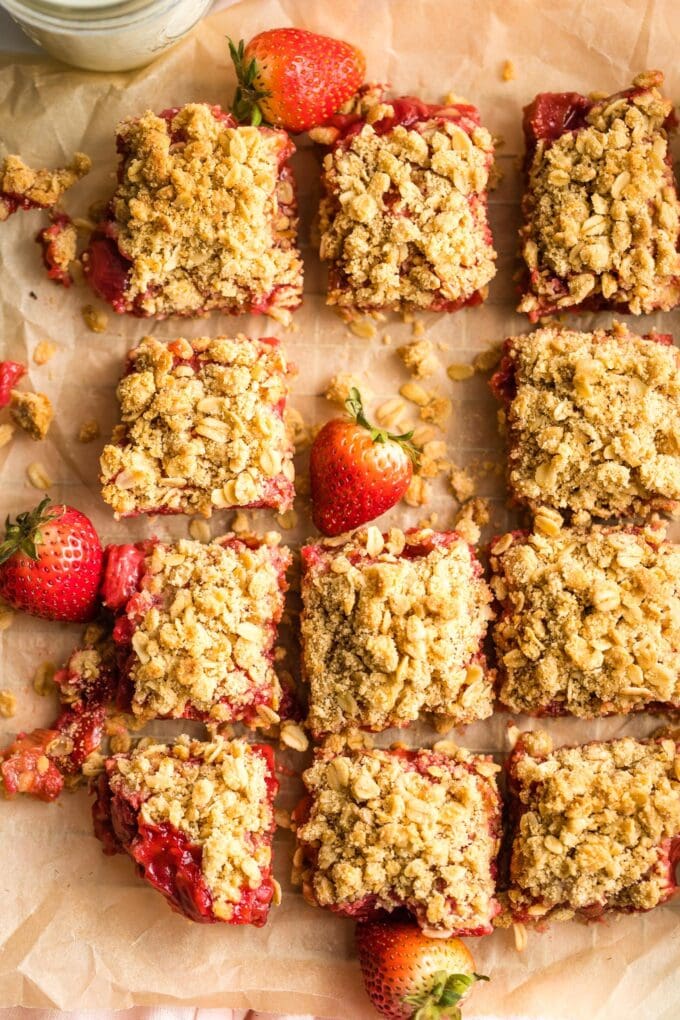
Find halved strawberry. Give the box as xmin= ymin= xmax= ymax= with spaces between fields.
xmin=356 ymin=920 xmax=488 ymax=1020
xmin=310 ymin=389 xmax=418 ymax=536
xmin=0 ymin=497 xmax=104 ymax=622
xmin=229 ymin=28 xmax=366 ymax=133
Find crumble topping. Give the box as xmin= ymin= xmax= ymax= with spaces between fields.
xmin=519 ymin=71 xmax=680 ymax=317
xmin=9 ymin=391 xmax=53 ymax=440
xmin=397 ymin=338 xmax=440 ymax=378
xmin=100 ymin=334 xmax=294 ymax=517
xmin=494 ymin=325 xmax=680 ymax=517
xmin=0 ymin=152 xmax=91 ymax=220
xmin=301 ymin=527 xmax=495 ymax=735
xmin=319 ymin=111 xmax=496 ymax=311
xmin=491 ymin=524 xmax=680 ymax=716
xmin=296 ymin=745 xmax=501 ymax=934
xmin=508 ymin=732 xmax=680 ymax=917
xmin=101 ymin=104 xmax=302 ymax=317
xmin=36 ymin=216 xmax=78 ymax=286
xmin=124 ymin=537 xmax=290 ymax=722
xmin=106 ymin=736 xmax=275 ymax=920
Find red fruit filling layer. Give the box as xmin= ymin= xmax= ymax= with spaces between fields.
xmin=0 ymin=360 xmax=26 ymax=408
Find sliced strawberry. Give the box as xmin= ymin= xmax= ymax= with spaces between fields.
xmin=0 ymin=361 xmax=26 ymax=408
xmin=0 ymin=498 xmax=104 ymax=622
xmin=356 ymin=919 xmax=488 ymax=1020
xmin=100 ymin=541 xmax=151 ymax=612
xmin=229 ymin=29 xmax=366 ymax=133
xmin=310 ymin=389 xmax=418 ymax=536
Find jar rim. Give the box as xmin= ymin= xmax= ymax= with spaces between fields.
xmin=1 ymin=0 xmax=176 ymax=27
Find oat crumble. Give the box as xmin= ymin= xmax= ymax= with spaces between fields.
xmin=507 ymin=731 xmax=680 ymax=920
xmin=0 ymin=152 xmax=91 ymax=221
xmin=491 ymin=524 xmax=680 ymax=716
xmin=9 ymin=391 xmax=53 ymax=440
xmin=301 ymin=527 xmax=495 ymax=735
xmin=319 ymin=96 xmax=496 ymax=312
xmin=491 ymin=324 xmax=680 ymax=517
xmin=295 ymin=744 xmax=501 ymax=935
xmin=397 ymin=338 xmax=440 ymax=378
xmin=100 ymin=334 xmax=294 ymax=517
xmin=84 ymin=104 xmax=302 ymax=319
xmin=99 ymin=736 xmax=277 ymax=923
xmin=519 ymin=71 xmax=680 ymax=319
xmin=118 ymin=536 xmax=290 ymax=724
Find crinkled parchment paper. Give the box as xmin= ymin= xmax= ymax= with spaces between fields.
xmin=0 ymin=0 xmax=679 ymax=1016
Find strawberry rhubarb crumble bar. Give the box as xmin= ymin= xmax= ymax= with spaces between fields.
xmin=93 ymin=736 xmax=278 ymax=924
xmin=101 ymin=534 xmax=290 ymax=726
xmin=317 ymin=90 xmax=496 ymax=312
xmin=100 ymin=334 xmax=295 ymax=518
xmin=490 ymin=523 xmax=680 ymax=717
xmin=300 ymin=527 xmax=495 ymax=736
xmin=490 ymin=324 xmax=680 ymax=518
xmin=294 ymin=744 xmax=502 ymax=936
xmin=506 ymin=730 xmax=680 ymax=923
xmin=518 ymin=70 xmax=680 ymax=320
xmin=83 ymin=103 xmax=302 ymax=319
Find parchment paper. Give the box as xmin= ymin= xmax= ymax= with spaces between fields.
xmin=0 ymin=1 xmax=679 ymax=1016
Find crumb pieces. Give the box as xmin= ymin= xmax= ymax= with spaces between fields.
xmin=325 ymin=373 xmax=369 ymax=406
xmin=33 ymin=340 xmax=58 ymax=366
xmin=33 ymin=661 xmax=56 ymax=697
xmin=188 ymin=517 xmax=211 ymax=543
xmin=280 ymin=719 xmax=309 ymax=753
xmin=10 ymin=391 xmax=53 ymax=440
xmin=81 ymin=304 xmax=108 ymax=333
xmin=77 ymin=418 xmax=100 ymax=443
xmin=0 ymin=151 xmax=91 ymax=221
xmin=502 ymin=60 xmax=516 ymax=82
xmin=231 ymin=510 xmax=251 ymax=534
xmin=275 ymin=508 xmax=298 ymax=530
xmin=450 ymin=465 xmax=476 ymax=502
xmin=473 ymin=343 xmax=503 ymax=373
xmin=26 ymin=461 xmax=52 ymax=490
xmin=447 ymin=362 xmax=475 ymax=381
xmin=397 ymin=338 xmax=440 ymax=379
xmin=0 ymin=424 xmax=13 ymax=449
xmin=348 ymin=319 xmax=378 ymax=340
xmin=0 ymin=690 xmax=16 ymax=717
xmin=403 ymin=474 xmax=431 ymax=507
xmin=420 ymin=394 xmax=451 ymax=430
xmin=285 ymin=406 xmax=311 ymax=452
xmin=454 ymin=498 xmax=490 ymax=545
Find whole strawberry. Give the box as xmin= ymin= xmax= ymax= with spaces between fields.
xmin=356 ymin=920 xmax=488 ymax=1020
xmin=0 ymin=497 xmax=103 ymax=622
xmin=229 ymin=28 xmax=366 ymax=133
xmin=310 ymin=388 xmax=418 ymax=536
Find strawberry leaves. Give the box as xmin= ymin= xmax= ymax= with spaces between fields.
xmin=404 ymin=971 xmax=489 ymax=1020
xmin=229 ymin=37 xmax=270 ymax=127
xmin=345 ymin=387 xmax=420 ymax=465
xmin=0 ymin=496 xmax=58 ymax=565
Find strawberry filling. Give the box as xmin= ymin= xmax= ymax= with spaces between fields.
xmin=0 ymin=360 xmax=26 ymax=408
xmin=84 ymin=106 xmax=297 ymax=318
xmin=35 ymin=213 xmax=76 ymax=287
xmin=0 ymin=729 xmax=64 ymax=801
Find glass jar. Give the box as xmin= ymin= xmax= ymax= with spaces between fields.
xmin=0 ymin=0 xmax=213 ymax=72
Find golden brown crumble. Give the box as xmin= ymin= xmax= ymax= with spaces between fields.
xmin=0 ymin=152 xmax=90 ymax=220
xmin=491 ymin=524 xmax=680 ymax=716
xmin=301 ymin=527 xmax=494 ymax=735
xmin=0 ymin=424 xmax=12 ymax=449
xmin=324 ymin=373 xmax=369 ymax=406
xmin=44 ymin=220 xmax=77 ymax=278
xmin=107 ymin=736 xmax=274 ymax=920
xmin=33 ymin=340 xmax=58 ymax=366
xmin=9 ymin=391 xmax=53 ymax=440
xmin=125 ymin=537 xmax=290 ymax=723
xmin=319 ymin=113 xmax=496 ymax=311
xmin=519 ymin=72 xmax=680 ymax=317
xmin=26 ymin=461 xmax=51 ymax=490
xmin=296 ymin=744 xmax=501 ymax=934
xmin=501 ymin=60 xmax=516 ymax=82
xmin=104 ymin=104 xmax=302 ymax=318
xmin=498 ymin=325 xmax=680 ymax=517
xmin=397 ymin=339 xmax=439 ymax=379
xmin=82 ymin=304 xmax=109 ymax=333
xmin=447 ymin=362 xmax=475 ymax=381
xmin=78 ymin=419 xmax=100 ymax=443
xmin=508 ymin=732 xmax=680 ymax=918
xmin=0 ymin=690 xmax=17 ymax=717
xmin=100 ymin=335 xmax=294 ymax=518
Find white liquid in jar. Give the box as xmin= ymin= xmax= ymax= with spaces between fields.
xmin=0 ymin=0 xmax=213 ymax=71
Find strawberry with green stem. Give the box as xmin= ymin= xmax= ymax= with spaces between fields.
xmin=356 ymin=920 xmax=489 ymax=1020
xmin=229 ymin=28 xmax=366 ymax=133
xmin=310 ymin=388 xmax=419 ymax=536
xmin=0 ymin=497 xmax=103 ymax=622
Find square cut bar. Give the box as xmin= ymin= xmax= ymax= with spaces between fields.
xmin=490 ymin=523 xmax=680 ymax=717
xmin=294 ymin=744 xmax=502 ymax=936
xmin=506 ymin=730 xmax=680 ymax=923
xmin=101 ymin=535 xmax=290 ymax=726
xmin=92 ymin=736 xmax=278 ymax=925
xmin=318 ymin=91 xmax=496 ymax=312
xmin=490 ymin=324 xmax=680 ymax=518
xmin=300 ymin=527 xmax=495 ymax=736
xmin=83 ymin=103 xmax=302 ymax=320
xmin=518 ymin=70 xmax=680 ymax=320
xmin=100 ymin=334 xmax=295 ymax=518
